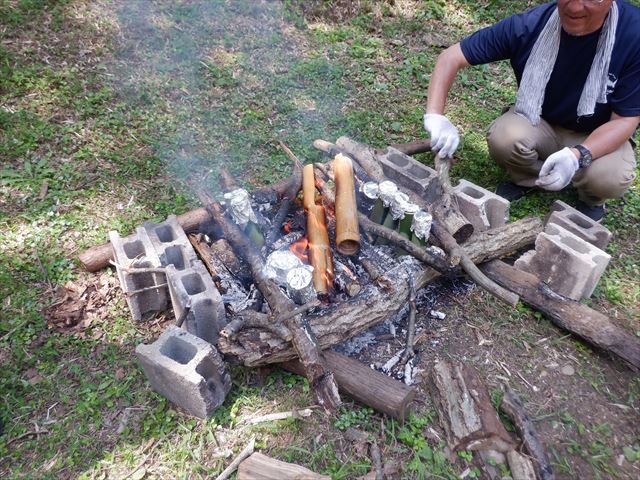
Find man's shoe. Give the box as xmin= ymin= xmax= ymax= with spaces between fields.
xmin=495 ymin=181 xmax=535 ymax=201
xmin=575 ymin=200 xmax=605 ymax=222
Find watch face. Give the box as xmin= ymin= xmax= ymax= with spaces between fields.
xmin=575 ymin=145 xmax=592 ymax=168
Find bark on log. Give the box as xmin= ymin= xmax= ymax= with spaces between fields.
xmin=237 ymin=452 xmax=330 ymax=480
xmin=382 ymin=139 xmax=433 ymax=156
xmin=198 ymin=192 xmax=341 ymax=412
xmin=429 ymin=359 xmax=516 ymax=453
xmin=481 ymin=260 xmax=640 ymax=369
xmin=217 ymin=218 xmax=542 ymax=366
xmin=283 ymin=350 xmax=416 ymax=421
xmin=501 ymin=388 xmax=555 ymax=480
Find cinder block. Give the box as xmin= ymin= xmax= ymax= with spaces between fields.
xmin=452 ymin=179 xmax=510 ymax=232
xmin=376 ymin=147 xmax=440 ymax=202
xmin=109 ymin=229 xmax=169 ymax=320
xmin=545 ymin=200 xmax=612 ymax=250
xmin=142 ymin=215 xmax=199 ymax=270
xmin=514 ymin=223 xmax=611 ymax=300
xmin=166 ymin=263 xmax=227 ymax=345
xmin=136 ymin=326 xmax=231 ymax=418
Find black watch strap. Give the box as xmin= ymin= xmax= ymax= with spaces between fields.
xmin=573 ymin=144 xmax=593 ymax=169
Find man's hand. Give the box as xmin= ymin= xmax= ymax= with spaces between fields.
xmin=423 ymin=113 xmax=459 ymax=158
xmin=535 ymin=147 xmax=579 ymax=191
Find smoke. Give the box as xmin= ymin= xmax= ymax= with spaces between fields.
xmin=110 ymin=0 xmax=347 ymax=192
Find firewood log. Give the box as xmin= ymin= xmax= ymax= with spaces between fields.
xmin=481 ymin=260 xmax=640 ymax=369
xmin=429 ymin=359 xmax=516 ymax=453
xmin=236 ymin=452 xmax=330 ymax=480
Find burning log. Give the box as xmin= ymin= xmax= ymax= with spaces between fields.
xmin=197 ymin=191 xmax=341 ymax=412
xmin=303 ymin=164 xmax=334 ymax=295
xmin=429 ymin=359 xmax=517 ymax=453
xmin=217 ymin=217 xmax=542 ymax=367
xmin=332 ymin=153 xmax=361 ymax=256
xmin=265 ymin=141 xmax=304 ymax=246
xmin=481 ymin=260 xmax=640 ymax=369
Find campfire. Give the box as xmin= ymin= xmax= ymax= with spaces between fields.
xmin=77 ymin=135 xmax=639 ymax=479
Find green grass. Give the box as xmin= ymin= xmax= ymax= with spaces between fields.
xmin=1 ymin=0 xmax=639 ymax=478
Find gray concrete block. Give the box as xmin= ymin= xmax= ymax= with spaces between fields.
xmin=376 ymin=147 xmax=440 ymax=202
xmin=136 ymin=326 xmax=231 ymax=418
xmin=166 ymin=263 xmax=227 ymax=345
xmin=452 ymin=179 xmax=510 ymax=232
xmin=142 ymin=215 xmax=199 ymax=270
xmin=109 ymin=229 xmax=169 ymax=320
xmin=514 ymin=223 xmax=611 ymax=300
xmin=545 ymin=200 xmax=612 ymax=250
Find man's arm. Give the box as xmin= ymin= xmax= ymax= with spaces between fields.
xmin=575 ymin=113 xmax=640 ymax=160
xmin=423 ymin=43 xmax=472 ymax=157
xmin=537 ymin=113 xmax=639 ymax=191
xmin=426 ymin=43 xmax=471 ymax=114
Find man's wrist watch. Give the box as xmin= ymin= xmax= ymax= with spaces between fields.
xmin=573 ymin=144 xmax=593 ymax=169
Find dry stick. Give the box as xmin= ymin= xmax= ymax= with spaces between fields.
xmin=215 ymin=437 xmax=256 ymax=480
xmin=240 ymin=408 xmax=314 ymax=426
xmin=400 ymin=276 xmax=417 ymax=365
xmin=264 ymin=141 xmax=304 ymax=246
xmin=501 ymin=389 xmax=555 ymax=480
xmin=198 ymin=192 xmax=341 ymax=413
xmin=369 ymin=440 xmax=384 ymax=480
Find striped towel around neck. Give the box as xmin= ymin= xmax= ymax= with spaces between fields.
xmin=515 ymin=2 xmax=618 ymax=126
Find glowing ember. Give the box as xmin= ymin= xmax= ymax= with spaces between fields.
xmin=289 ymin=237 xmax=309 ymax=262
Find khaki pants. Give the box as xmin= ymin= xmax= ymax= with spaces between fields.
xmin=487 ymin=108 xmax=637 ymax=205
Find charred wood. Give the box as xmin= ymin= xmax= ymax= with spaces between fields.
xmin=198 ymin=191 xmax=341 ymax=412
xmin=217 ymin=218 xmax=541 ymax=367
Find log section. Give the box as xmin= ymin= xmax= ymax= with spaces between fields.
xmin=283 ymin=350 xmax=415 ymax=421
xmin=481 ymin=260 xmax=640 ymax=369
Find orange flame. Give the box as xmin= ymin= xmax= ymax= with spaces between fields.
xmin=289 ymin=237 xmax=309 ymax=262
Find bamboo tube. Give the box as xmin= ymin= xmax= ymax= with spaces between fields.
xmin=302 ymin=164 xmax=334 ymax=294
xmin=332 ymin=153 xmax=360 ymax=256
xmin=302 ymin=163 xmax=317 ymax=211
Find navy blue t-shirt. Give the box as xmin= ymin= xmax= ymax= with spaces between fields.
xmin=460 ymin=0 xmax=640 ymax=132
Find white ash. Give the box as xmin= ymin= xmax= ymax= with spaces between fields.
xmin=404 ymin=357 xmax=417 ymax=385
xmin=333 ymin=331 xmax=377 ymax=356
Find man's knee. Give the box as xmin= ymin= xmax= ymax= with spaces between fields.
xmin=578 ymin=166 xmax=636 ymax=200
xmin=487 ymin=113 xmax=540 ymax=167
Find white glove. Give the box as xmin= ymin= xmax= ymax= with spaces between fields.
xmin=535 ymin=147 xmax=579 ymax=191
xmin=423 ymin=113 xmax=459 ymax=158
